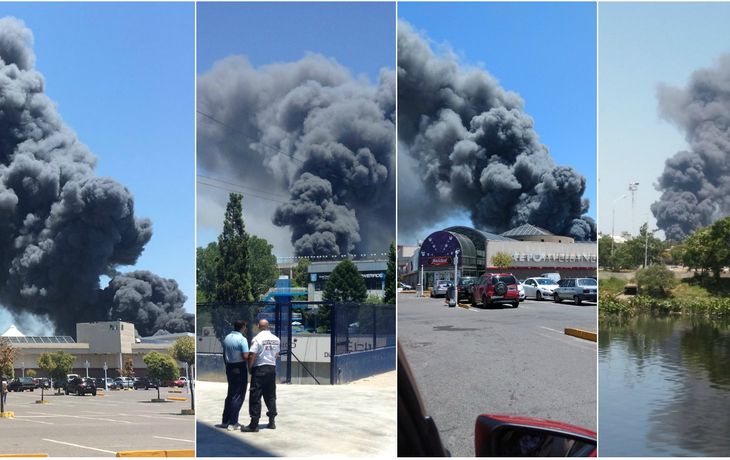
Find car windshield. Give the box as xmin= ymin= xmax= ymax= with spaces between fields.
xmin=493 ymin=276 xmax=517 ymax=285
xmin=578 ymin=278 xmax=597 ymax=286
xmin=536 ymin=278 xmax=555 ymax=285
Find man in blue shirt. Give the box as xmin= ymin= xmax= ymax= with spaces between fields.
xmin=219 ymin=320 xmax=249 ymax=431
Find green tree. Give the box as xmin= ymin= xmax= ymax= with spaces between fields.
xmin=216 ymin=193 xmax=253 ymax=303
xmin=170 ymin=336 xmax=195 ymax=412
xmin=323 ymin=259 xmax=367 ymax=303
xmin=38 ymin=351 xmax=75 ymax=393
xmin=491 ymin=252 xmax=513 ymax=269
xmin=196 ymin=242 xmax=220 ymax=302
xmin=25 ymin=369 xmax=37 ymax=378
xmin=635 ymin=264 xmax=678 ymax=297
xmin=598 ymin=235 xmax=614 ymax=268
xmin=292 ymin=257 xmax=311 ymax=288
xmin=248 ymin=235 xmax=279 ymax=299
xmin=383 ymin=242 xmax=396 ymax=304
xmin=0 ymin=338 xmax=16 ymax=379
xmin=143 ymin=352 xmax=180 ymax=401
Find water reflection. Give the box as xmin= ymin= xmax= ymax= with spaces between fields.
xmin=600 ymin=315 xmax=730 ymax=456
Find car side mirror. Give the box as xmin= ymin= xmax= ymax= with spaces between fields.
xmin=475 ymin=414 xmax=596 ymax=457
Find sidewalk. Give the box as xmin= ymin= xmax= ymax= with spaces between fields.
xmin=196 ymin=372 xmax=396 ymax=457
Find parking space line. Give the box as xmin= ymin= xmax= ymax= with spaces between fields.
xmin=41 ymin=439 xmax=115 ymax=454
xmin=123 ymin=414 xmax=183 ymax=422
xmin=539 ymin=326 xmax=563 ymax=334
xmin=152 ymin=436 xmax=194 ymax=443
xmin=10 ymin=417 xmax=54 ymax=425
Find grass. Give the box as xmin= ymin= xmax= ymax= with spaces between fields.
xmin=599 ymin=272 xmax=730 ymax=318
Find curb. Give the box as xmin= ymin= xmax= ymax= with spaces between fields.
xmin=457 ymin=303 xmax=471 ymax=310
xmin=116 ymin=450 xmax=194 ymax=457
xmin=0 ymin=454 xmax=48 ymax=458
xmin=564 ymin=328 xmax=597 ymax=342
xmin=167 ymin=390 xmax=183 ymax=394
xmin=166 ymin=396 xmax=187 ymax=401
xmin=0 ymin=411 xmax=14 ymax=418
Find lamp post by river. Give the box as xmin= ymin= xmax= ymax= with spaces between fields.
xmin=612 ymin=194 xmax=628 ymax=256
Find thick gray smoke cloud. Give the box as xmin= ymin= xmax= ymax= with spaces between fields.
xmin=198 ymin=54 xmax=395 ymax=256
xmin=398 ymin=21 xmax=595 ymax=241
xmin=0 ymin=17 xmax=192 ymax=336
xmin=651 ymin=55 xmax=730 ymax=241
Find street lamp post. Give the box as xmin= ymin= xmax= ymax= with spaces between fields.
xmin=103 ymin=362 xmax=108 ymax=390
xmin=611 ymin=194 xmax=628 ymax=256
xmin=84 ymin=360 xmax=90 ymax=378
xmin=21 ymin=362 xmax=25 ymax=378
xmin=183 ymin=362 xmax=189 ymax=394
xmin=453 ymin=250 xmax=460 ymax=305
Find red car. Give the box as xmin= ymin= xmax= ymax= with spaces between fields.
xmin=398 ymin=342 xmax=596 ymax=457
xmin=471 ymin=273 xmax=520 ymax=308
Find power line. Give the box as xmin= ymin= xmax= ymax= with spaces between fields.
xmin=197 ymin=173 xmax=290 ymax=201
xmin=196 ymin=109 xmax=304 ymax=165
xmin=197 ymin=180 xmax=288 ymax=205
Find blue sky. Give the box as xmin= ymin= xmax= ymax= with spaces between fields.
xmin=196 ymin=2 xmax=396 ymax=249
xmin=399 ymin=2 xmax=597 ymax=233
xmin=1 ymin=3 xmax=195 ymax=312
xmin=197 ymin=2 xmax=396 ymax=81
xmin=599 ymin=3 xmax=730 ymax=238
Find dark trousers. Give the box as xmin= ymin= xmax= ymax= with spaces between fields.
xmin=221 ymin=362 xmax=248 ymax=426
xmin=249 ymin=365 xmax=277 ymax=424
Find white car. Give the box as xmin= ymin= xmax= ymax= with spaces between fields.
xmin=522 ymin=277 xmax=559 ymax=300
xmin=431 ymin=281 xmax=452 ymax=298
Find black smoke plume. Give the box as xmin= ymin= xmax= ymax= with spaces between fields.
xmin=197 ymin=54 xmax=395 ymax=256
xmin=651 ymin=55 xmax=730 ymax=241
xmin=0 ymin=17 xmax=192 ymax=336
xmin=397 ymin=21 xmax=595 ymax=241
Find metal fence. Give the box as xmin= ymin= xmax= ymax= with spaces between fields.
xmin=197 ymin=300 xmax=395 ymax=385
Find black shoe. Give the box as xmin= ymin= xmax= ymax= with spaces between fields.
xmin=268 ymin=420 xmax=276 ymax=429
xmin=241 ymin=424 xmax=259 ymax=433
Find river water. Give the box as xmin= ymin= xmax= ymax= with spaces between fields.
xmin=599 ymin=315 xmax=730 ymax=456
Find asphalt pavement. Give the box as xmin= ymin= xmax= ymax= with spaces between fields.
xmin=399 ymin=293 xmax=597 ymax=457
xmin=0 ymin=387 xmax=195 ymax=456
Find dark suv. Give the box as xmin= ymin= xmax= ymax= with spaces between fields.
xmin=456 ymin=276 xmax=479 ymax=302
xmin=65 ymin=376 xmax=97 ymax=396
xmin=8 ymin=377 xmax=36 ymax=392
xmin=133 ymin=377 xmax=159 ymax=390
xmin=471 ymin=273 xmax=520 ymax=308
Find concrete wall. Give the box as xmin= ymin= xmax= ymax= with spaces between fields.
xmin=331 ymin=346 xmax=396 ymax=384
xmin=76 ymin=321 xmax=135 ymax=354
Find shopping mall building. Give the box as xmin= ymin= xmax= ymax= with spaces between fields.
xmin=401 ymin=224 xmax=597 ymax=288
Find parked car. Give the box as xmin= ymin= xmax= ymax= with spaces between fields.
xmin=399 ymin=282 xmax=413 ymax=290
xmin=8 ymin=377 xmax=36 ymax=392
xmin=133 ymin=377 xmax=159 ymax=390
xmin=53 ymin=379 xmax=67 ymax=390
xmin=523 ymin=277 xmax=560 ymax=301
xmin=37 ymin=377 xmax=51 ymax=389
xmin=66 ymin=376 xmax=97 ymax=396
xmin=553 ymin=278 xmax=598 ymax=305
xmin=471 ymin=273 xmax=520 ymax=308
xmin=397 ymin=341 xmax=596 ymax=456
xmin=540 ymin=272 xmax=561 ymax=283
xmin=456 ymin=276 xmax=479 ymax=302
xmin=431 ymin=281 xmax=453 ymax=298
xmin=113 ymin=377 xmax=134 ymax=389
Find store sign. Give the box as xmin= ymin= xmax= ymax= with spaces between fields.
xmin=428 ymin=256 xmax=452 ymax=266
xmin=511 ymin=252 xmax=597 ymax=263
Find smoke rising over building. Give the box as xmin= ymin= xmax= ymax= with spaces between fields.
xmin=197 ymin=54 xmax=395 ymax=257
xmin=651 ymin=55 xmax=730 ymax=241
xmin=397 ymin=21 xmax=595 ymax=242
xmin=0 ymin=17 xmax=192 ymax=336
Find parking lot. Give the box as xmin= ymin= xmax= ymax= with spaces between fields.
xmin=399 ymin=293 xmax=596 ymax=457
xmin=0 ymin=387 xmax=195 ymax=456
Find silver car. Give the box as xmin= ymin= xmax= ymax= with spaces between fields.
xmin=553 ymin=278 xmax=598 ymax=305
xmin=523 ymin=277 xmax=560 ymax=300
xmin=431 ymin=281 xmax=452 ymax=298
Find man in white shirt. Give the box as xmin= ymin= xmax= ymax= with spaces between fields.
xmin=242 ymin=319 xmax=280 ymax=432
